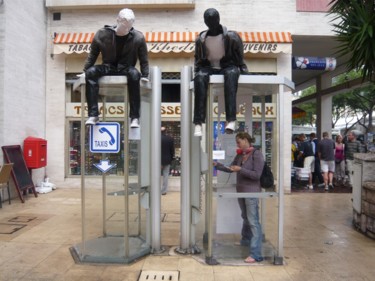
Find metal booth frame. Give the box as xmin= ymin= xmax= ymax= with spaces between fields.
xmin=71 ymin=66 xmax=163 ymax=263
xmin=179 ymin=66 xmax=294 ymax=265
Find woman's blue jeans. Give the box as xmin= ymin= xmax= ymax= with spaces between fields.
xmin=238 ymin=197 xmax=263 ymax=261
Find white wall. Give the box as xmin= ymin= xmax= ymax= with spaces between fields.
xmin=0 ymin=3 xmax=5 ymax=149
xmin=46 ymin=0 xmax=336 ymax=37
xmin=0 ymin=0 xmax=47 ymax=184
xmin=45 ymin=54 xmax=66 ymax=184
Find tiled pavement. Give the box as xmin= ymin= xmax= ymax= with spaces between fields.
xmin=0 ymin=187 xmax=374 ymax=281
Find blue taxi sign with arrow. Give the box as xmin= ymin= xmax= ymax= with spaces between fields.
xmin=90 ymin=122 xmax=120 ymax=153
xmin=94 ymin=159 xmax=116 ymax=173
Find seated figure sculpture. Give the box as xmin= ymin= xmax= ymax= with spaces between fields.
xmin=83 ymin=8 xmax=149 ymax=127
xmin=193 ymin=8 xmax=248 ymax=137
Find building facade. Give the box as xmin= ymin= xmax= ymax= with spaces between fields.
xmin=1 ymin=0 xmax=337 ymax=193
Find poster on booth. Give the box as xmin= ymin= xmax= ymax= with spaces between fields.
xmin=90 ymin=122 xmax=120 ymax=153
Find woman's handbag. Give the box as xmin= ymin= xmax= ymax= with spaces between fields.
xmin=260 ymin=162 xmax=274 ymax=190
xmin=252 ymin=150 xmax=275 ymax=190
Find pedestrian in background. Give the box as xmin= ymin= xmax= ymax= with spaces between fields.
xmin=310 ymin=132 xmax=324 ymax=187
xmin=161 ymin=127 xmax=175 ymax=195
xmin=292 ymin=136 xmax=303 ymax=168
xmin=297 ymin=133 xmax=315 ymax=189
xmin=344 ymin=131 xmax=361 ymax=187
xmin=334 ymin=134 xmax=345 ymax=186
xmin=291 ymin=137 xmax=300 ymax=185
xmin=318 ymin=132 xmax=335 ymax=191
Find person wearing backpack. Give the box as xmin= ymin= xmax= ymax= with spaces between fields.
xmin=344 ymin=131 xmax=361 ymax=187
xmin=297 ymin=133 xmax=315 ymax=189
xmin=318 ymin=132 xmax=336 ymax=191
xmin=292 ymin=136 xmax=303 ymax=168
xmin=310 ymin=132 xmax=324 ymax=187
xmin=161 ymin=127 xmax=175 ymax=195
xmin=214 ymin=132 xmax=264 ymax=263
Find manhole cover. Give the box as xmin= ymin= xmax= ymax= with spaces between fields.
xmin=138 ymin=270 xmax=179 ymax=281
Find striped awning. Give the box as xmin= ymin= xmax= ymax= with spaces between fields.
xmin=53 ymin=31 xmax=292 ymax=54
xmin=53 ymin=32 xmax=95 ymax=44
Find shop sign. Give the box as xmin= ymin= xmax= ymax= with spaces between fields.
xmin=53 ymin=44 xmax=91 ymax=54
xmin=54 ymin=43 xmax=290 ymax=55
xmin=243 ymin=43 xmax=291 ymax=54
xmin=66 ymin=102 xmax=276 ymax=119
xmin=148 ymin=42 xmax=195 ymax=53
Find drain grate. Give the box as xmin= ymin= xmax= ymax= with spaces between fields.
xmin=138 ymin=270 xmax=179 ymax=281
xmin=8 ymin=216 xmax=37 ymax=223
xmin=0 ymin=223 xmax=26 ymax=234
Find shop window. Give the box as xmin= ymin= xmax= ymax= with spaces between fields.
xmin=162 ymin=72 xmax=180 ymax=80
xmin=68 ymin=73 xmax=182 ymax=103
xmin=66 ymin=74 xmax=80 ymax=103
xmin=67 ymin=73 xmax=125 ymax=103
xmin=213 ymin=121 xmax=274 ymax=176
xmin=162 ymin=73 xmax=181 ymax=103
xmin=296 ymin=0 xmax=332 ymax=12
xmin=69 ymin=121 xmax=138 ymax=176
xmin=215 ymin=121 xmax=273 ymax=154
xmin=161 ymin=121 xmax=181 ymax=177
xmin=162 ymin=83 xmax=180 ymax=102
xmin=253 ymin=95 xmax=273 ymax=103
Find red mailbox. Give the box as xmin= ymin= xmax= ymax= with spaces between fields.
xmin=23 ymin=137 xmax=47 ymax=169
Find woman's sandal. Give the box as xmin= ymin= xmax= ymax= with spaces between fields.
xmin=244 ymin=256 xmax=256 ymax=263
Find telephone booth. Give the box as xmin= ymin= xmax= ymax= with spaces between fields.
xmin=179 ymin=66 xmax=294 ymax=265
xmin=71 ymin=67 xmax=162 ymax=263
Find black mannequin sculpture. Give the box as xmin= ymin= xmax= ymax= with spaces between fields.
xmin=82 ymin=8 xmax=149 ymax=127
xmin=193 ymin=8 xmax=248 ymax=136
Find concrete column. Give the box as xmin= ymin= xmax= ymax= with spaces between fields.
xmin=276 ymin=53 xmax=292 ymax=193
xmin=317 ymin=74 xmax=333 ymax=138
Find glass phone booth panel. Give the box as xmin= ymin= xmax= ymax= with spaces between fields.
xmin=212 ymin=124 xmax=279 ymax=264
xmin=71 ymin=76 xmax=151 ymax=264
xmin=201 ymin=75 xmax=294 ymax=265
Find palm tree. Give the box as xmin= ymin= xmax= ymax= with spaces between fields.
xmin=329 ymin=0 xmax=375 ymax=82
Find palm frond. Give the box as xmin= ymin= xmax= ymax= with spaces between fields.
xmin=328 ymin=0 xmax=375 ymax=81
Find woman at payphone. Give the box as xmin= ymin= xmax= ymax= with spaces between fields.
xmin=214 ymin=132 xmax=264 ymax=263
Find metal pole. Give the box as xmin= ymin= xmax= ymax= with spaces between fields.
xmin=246 ymin=99 xmax=253 ymax=134
xmin=137 ymin=139 xmax=141 ymax=236
xmin=150 ymin=66 xmax=162 ymax=252
xmin=260 ymin=96 xmax=266 ymax=238
xmin=179 ymin=66 xmax=192 ymax=250
xmin=102 ymin=97 xmax=107 ymax=237
xmin=261 ymin=96 xmax=266 ymax=156
xmin=206 ymin=83 xmax=214 ymax=261
xmin=276 ymin=84 xmax=285 ymax=264
xmin=124 ymin=84 xmax=129 ymax=259
xmin=80 ymin=82 xmax=86 ymax=258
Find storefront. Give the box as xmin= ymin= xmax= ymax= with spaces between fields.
xmin=48 ymin=30 xmax=292 ymax=189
